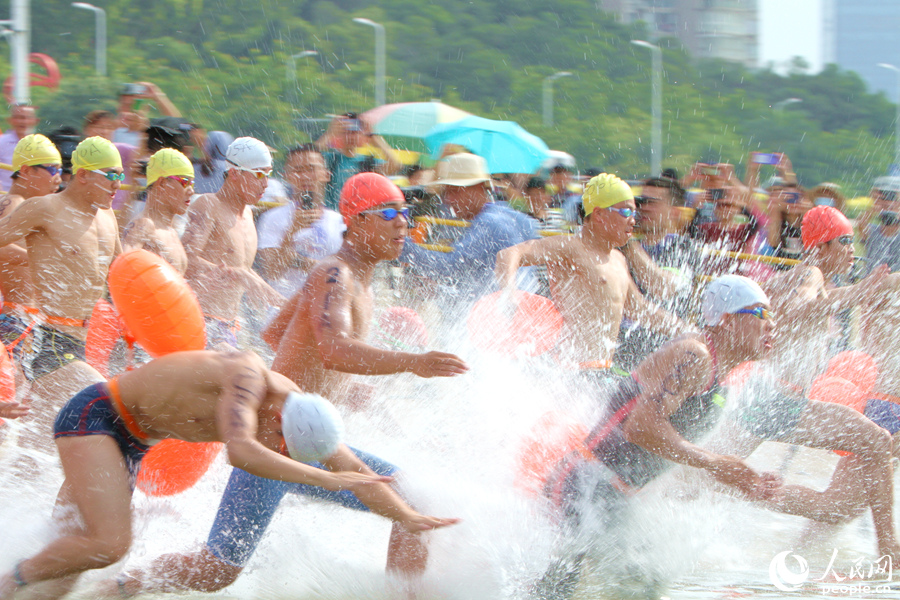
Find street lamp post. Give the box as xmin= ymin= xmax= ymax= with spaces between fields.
xmin=352 ymin=17 xmax=385 ymax=106
xmin=287 ymin=50 xmax=318 ymax=85
xmin=631 ymin=40 xmax=662 ymax=176
xmin=72 ymin=2 xmax=106 ymax=77
xmin=0 ymin=0 xmax=31 ymax=103
xmin=879 ymin=63 xmax=900 ymax=170
xmin=542 ymin=71 xmax=572 ymax=128
xmin=773 ymin=97 xmax=802 ymax=111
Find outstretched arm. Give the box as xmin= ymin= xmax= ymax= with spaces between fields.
xmin=307 ymin=263 xmax=468 ymax=377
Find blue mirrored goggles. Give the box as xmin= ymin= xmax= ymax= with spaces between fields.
xmin=606 ymin=207 xmax=635 ymax=218
xmin=361 ymin=206 xmax=410 ymax=221
xmin=35 ymin=164 xmax=62 ymax=177
xmin=91 ymin=169 xmax=125 ymax=182
xmin=733 ymin=306 xmax=773 ymax=320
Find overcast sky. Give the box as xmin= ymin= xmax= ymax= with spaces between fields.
xmin=759 ymin=0 xmax=823 ymax=72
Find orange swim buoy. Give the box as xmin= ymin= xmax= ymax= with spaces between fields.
xmin=809 ymin=374 xmax=866 ymax=458
xmin=85 ymin=299 xmax=123 ymax=379
xmin=135 ymin=439 xmax=222 ymax=496
xmin=515 ymin=411 xmax=590 ymax=495
xmin=108 ymin=249 xmax=206 ymax=357
xmin=108 ymin=250 xmax=217 ymax=496
xmin=825 ymin=350 xmax=878 ymax=396
xmin=468 ymin=291 xmax=563 ymax=357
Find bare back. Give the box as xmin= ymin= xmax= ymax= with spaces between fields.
xmin=115 ymin=350 xmax=295 ymax=446
xmin=0 ymin=193 xmax=33 ymax=306
xmin=183 ymin=193 xmax=259 ymax=319
xmin=269 ymin=255 xmax=374 ymax=402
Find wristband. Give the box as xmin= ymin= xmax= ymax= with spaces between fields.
xmin=12 ymin=561 xmax=27 ymax=587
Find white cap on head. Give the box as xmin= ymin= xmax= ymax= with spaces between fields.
xmin=225 ymin=136 xmax=272 ymax=172
xmin=281 ymin=392 xmax=345 ymax=463
xmin=702 ymin=274 xmax=770 ymax=327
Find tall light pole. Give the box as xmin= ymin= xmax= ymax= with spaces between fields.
xmin=543 ymin=71 xmax=572 ymax=128
xmin=879 ymin=63 xmax=900 ymax=169
xmin=0 ymin=0 xmax=31 ymax=103
xmin=632 ymin=40 xmax=662 ymax=176
xmin=287 ymin=50 xmax=318 ymax=85
xmin=72 ymin=2 xmax=106 ymax=77
xmin=352 ymin=17 xmax=385 ymax=106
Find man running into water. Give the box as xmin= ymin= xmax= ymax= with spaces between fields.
xmin=0 ymin=135 xmax=63 ymax=364
xmin=535 ymin=275 xmax=782 ymax=598
xmin=182 ymin=136 xmax=283 ymax=347
xmin=108 ymin=172 xmax=469 ymax=598
xmin=495 ymin=173 xmax=689 ymax=368
xmin=122 ymin=148 xmax=194 ymax=274
xmin=0 ymin=349 xmax=459 ymax=600
xmin=0 ymin=137 xmax=122 ymax=431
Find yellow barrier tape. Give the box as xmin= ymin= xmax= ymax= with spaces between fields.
xmin=414 ymin=216 xmax=471 ymax=228
xmin=707 ymin=250 xmax=799 ymax=267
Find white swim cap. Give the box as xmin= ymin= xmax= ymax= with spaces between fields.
xmin=701 ymin=274 xmax=770 ymax=326
xmin=225 ymin=136 xmax=272 ymax=172
xmin=281 ymin=392 xmax=345 ymax=463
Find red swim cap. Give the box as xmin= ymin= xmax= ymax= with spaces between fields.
xmin=801 ymin=206 xmax=853 ymax=249
xmin=339 ymin=172 xmax=404 ymax=225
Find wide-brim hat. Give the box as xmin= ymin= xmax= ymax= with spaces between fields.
xmin=434 ymin=153 xmax=491 ymax=187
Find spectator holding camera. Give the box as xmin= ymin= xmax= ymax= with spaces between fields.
xmin=315 ymin=112 xmax=401 ymax=210
xmin=859 ymin=176 xmax=900 ymax=273
xmin=686 ymin=163 xmax=764 ymax=254
xmin=765 ymin=183 xmax=812 ymax=261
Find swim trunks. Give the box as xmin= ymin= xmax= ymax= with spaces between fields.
xmin=865 ymin=395 xmax=900 ymax=435
xmin=53 ymin=382 xmax=152 ymax=483
xmin=205 ymin=316 xmax=240 ymax=349
xmin=206 ymin=447 xmax=397 ymax=567
xmin=0 ymin=309 xmax=35 ymax=362
xmin=26 ymin=323 xmax=87 ymax=381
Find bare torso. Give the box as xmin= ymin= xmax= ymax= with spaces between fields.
xmin=766 ymin=264 xmax=832 ymax=388
xmin=546 ymin=237 xmax=632 ymax=363
xmin=27 ymin=194 xmax=119 ymax=339
xmin=123 ymin=217 xmax=188 ymax=274
xmin=270 ymin=257 xmax=373 ymax=402
xmin=185 ymin=193 xmax=258 ymax=320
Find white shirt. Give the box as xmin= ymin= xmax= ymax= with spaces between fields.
xmin=257 ymin=203 xmax=345 ymax=296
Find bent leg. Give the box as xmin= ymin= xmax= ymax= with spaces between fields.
xmin=3 ymin=435 xmax=133 ymax=595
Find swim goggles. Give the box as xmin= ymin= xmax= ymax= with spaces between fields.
xmin=832 ymin=235 xmax=853 ymax=246
xmin=91 ymin=169 xmax=126 ymax=182
xmin=165 ymin=175 xmax=194 ymax=188
xmin=35 ymin=164 xmax=62 ymax=177
xmin=362 ymin=206 xmax=410 ymax=221
xmin=606 ymin=207 xmax=635 ymax=218
xmin=733 ymin=306 xmax=773 ymax=320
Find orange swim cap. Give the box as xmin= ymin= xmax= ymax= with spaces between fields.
xmin=801 ymin=206 xmax=853 ymax=250
xmin=339 ymin=172 xmax=404 ymax=226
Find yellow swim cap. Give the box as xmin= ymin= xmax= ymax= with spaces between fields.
xmin=71 ymin=136 xmax=122 ymax=175
xmin=12 ymin=134 xmax=61 ymax=172
xmin=146 ymin=148 xmax=194 ymax=186
xmin=582 ymin=173 xmax=633 ymax=216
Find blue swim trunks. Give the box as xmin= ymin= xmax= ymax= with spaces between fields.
xmin=207 ymin=447 xmax=397 ymax=567
xmin=53 ymin=382 xmax=152 ymax=483
xmin=865 ymin=397 xmax=900 ymax=435
xmin=0 ymin=310 xmax=34 ymax=363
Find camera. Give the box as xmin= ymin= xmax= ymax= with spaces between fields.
xmin=121 ymin=83 xmax=148 ymax=96
xmin=783 ymin=192 xmax=801 ymax=204
xmin=298 ymin=192 xmax=314 ymax=209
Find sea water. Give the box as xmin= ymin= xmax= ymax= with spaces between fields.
xmin=1 ymin=290 xmax=898 ymax=599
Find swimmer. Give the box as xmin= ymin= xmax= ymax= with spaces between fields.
xmin=0 ymin=135 xmax=63 ymax=365
xmin=107 ymin=173 xmax=469 ymax=598
xmin=765 ymin=206 xmax=888 ymax=389
xmin=121 ymin=148 xmax=194 ymax=274
xmin=536 ymin=275 xmax=781 ymax=598
xmin=862 ymin=273 xmax=900 ymax=451
xmin=182 ymin=137 xmax=284 ymax=348
xmin=0 ymin=137 xmax=121 ymax=436
xmin=0 ymin=349 xmax=459 ymax=600
xmin=496 ymin=173 xmax=690 ymax=368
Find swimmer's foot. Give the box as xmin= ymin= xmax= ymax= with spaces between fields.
xmin=93 ymin=572 xmax=142 ymax=599
xmin=530 ymin=553 xmax=585 ymax=600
